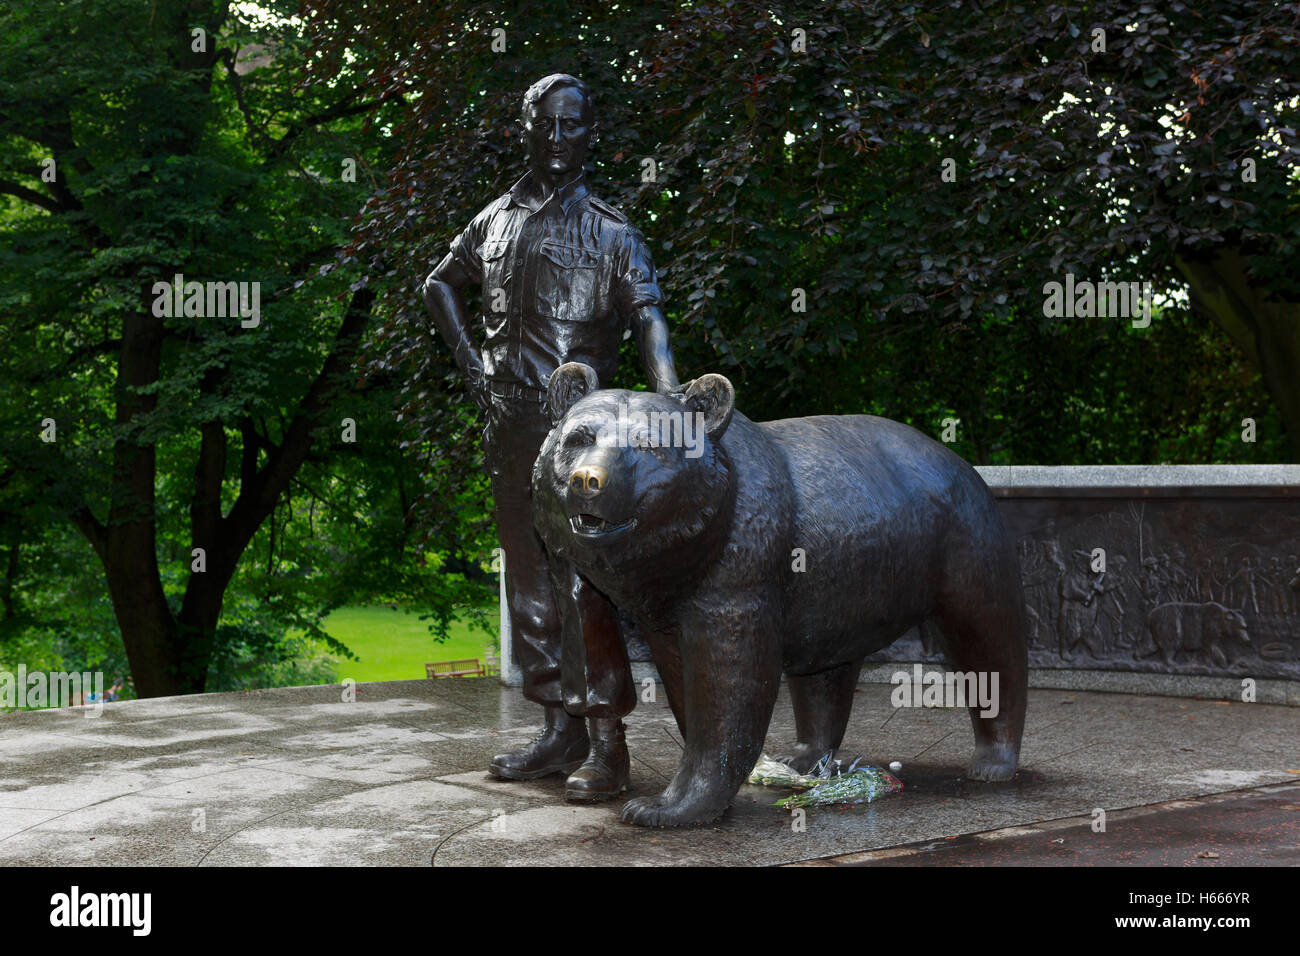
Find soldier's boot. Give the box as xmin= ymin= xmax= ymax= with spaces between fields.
xmin=489 ymin=705 xmax=589 ymax=780
xmin=565 ymin=718 xmax=630 ymax=803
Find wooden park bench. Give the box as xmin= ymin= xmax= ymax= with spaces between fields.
xmin=425 ymin=659 xmax=485 ymax=679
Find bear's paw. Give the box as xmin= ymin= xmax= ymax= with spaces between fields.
xmin=621 ymin=794 xmax=728 ymax=828
xmin=966 ymin=743 xmax=1019 ymax=782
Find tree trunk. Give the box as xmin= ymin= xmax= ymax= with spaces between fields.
xmin=0 ymin=539 xmax=18 ymax=620
xmin=1175 ymin=248 xmax=1300 ymax=461
xmin=103 ymin=310 xmax=182 ymax=697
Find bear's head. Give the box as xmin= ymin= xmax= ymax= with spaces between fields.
xmin=1210 ymin=604 xmax=1251 ymax=647
xmin=531 ymin=362 xmax=737 ymax=601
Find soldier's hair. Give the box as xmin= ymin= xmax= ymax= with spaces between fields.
xmin=521 ymin=74 xmax=594 ymax=123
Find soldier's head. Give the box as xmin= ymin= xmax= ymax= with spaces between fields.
xmin=519 ymin=74 xmax=597 ymax=184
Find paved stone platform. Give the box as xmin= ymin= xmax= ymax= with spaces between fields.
xmin=0 ymin=679 xmax=1296 ymax=866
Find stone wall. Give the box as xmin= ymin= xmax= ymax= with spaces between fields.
xmin=866 ymin=465 xmax=1300 ymax=681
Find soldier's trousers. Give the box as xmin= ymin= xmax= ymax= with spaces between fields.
xmin=484 ymin=390 xmax=636 ymax=719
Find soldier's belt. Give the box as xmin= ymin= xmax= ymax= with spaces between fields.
xmin=487 ymin=380 xmax=548 ymax=405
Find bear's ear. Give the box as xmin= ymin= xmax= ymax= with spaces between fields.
xmin=547 ymin=362 xmax=600 ymax=424
xmin=682 ymin=373 xmax=734 ymax=440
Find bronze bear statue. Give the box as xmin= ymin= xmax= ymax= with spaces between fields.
xmin=532 ymin=362 xmax=1029 ymax=827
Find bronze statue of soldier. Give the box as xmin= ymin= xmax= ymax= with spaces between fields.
xmin=421 ymin=74 xmax=680 ymax=801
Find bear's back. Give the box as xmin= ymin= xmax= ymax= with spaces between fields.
xmin=756 ymin=414 xmax=988 ymax=531
xmin=734 ymin=413 xmax=1003 ymax=661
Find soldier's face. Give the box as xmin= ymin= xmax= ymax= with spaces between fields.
xmin=524 ymin=87 xmax=592 ymax=181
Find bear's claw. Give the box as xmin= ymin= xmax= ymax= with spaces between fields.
xmin=621 ymin=794 xmax=728 ymax=828
xmin=774 ymin=743 xmax=834 ymax=775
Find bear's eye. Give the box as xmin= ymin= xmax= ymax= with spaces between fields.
xmin=563 ymin=426 xmax=596 ymax=449
xmin=626 ymin=430 xmax=653 ymax=449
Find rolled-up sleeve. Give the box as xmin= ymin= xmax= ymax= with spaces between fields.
xmin=447 ymin=204 xmax=493 ymax=285
xmin=614 ymin=225 xmax=664 ymax=317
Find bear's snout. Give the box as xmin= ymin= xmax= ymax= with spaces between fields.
xmin=570 ymin=464 xmax=609 ymax=498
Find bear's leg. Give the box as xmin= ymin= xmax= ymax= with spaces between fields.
xmin=932 ymin=596 xmax=1027 ymax=783
xmin=775 ymin=659 xmax=863 ymax=773
xmin=622 ymin=608 xmax=783 ymax=827
xmin=1159 ymin=615 xmax=1184 ymax=666
xmin=639 ymin=621 xmax=688 ymax=741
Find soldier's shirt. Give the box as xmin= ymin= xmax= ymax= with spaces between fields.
xmin=448 ymin=169 xmax=663 ymax=390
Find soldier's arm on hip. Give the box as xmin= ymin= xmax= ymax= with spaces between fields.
xmin=422 ymin=251 xmax=487 ymax=407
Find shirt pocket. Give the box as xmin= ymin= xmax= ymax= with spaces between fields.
xmin=537 ymin=240 xmax=601 ymax=322
xmin=478 ymin=239 xmax=511 ymax=327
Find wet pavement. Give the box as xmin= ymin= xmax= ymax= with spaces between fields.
xmin=801 ymin=781 xmax=1300 ymax=866
xmin=0 ymin=678 xmax=1297 ymax=865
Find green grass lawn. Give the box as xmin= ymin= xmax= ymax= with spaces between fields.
xmin=322 ymin=605 xmax=498 ymax=683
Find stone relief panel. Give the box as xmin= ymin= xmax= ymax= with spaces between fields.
xmin=867 ymin=497 xmax=1300 ymax=679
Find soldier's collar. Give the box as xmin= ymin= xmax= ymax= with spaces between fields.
xmin=508 ymin=170 xmax=589 ymax=214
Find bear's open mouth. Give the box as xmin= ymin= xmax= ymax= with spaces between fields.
xmin=569 ymin=513 xmax=636 ymax=537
